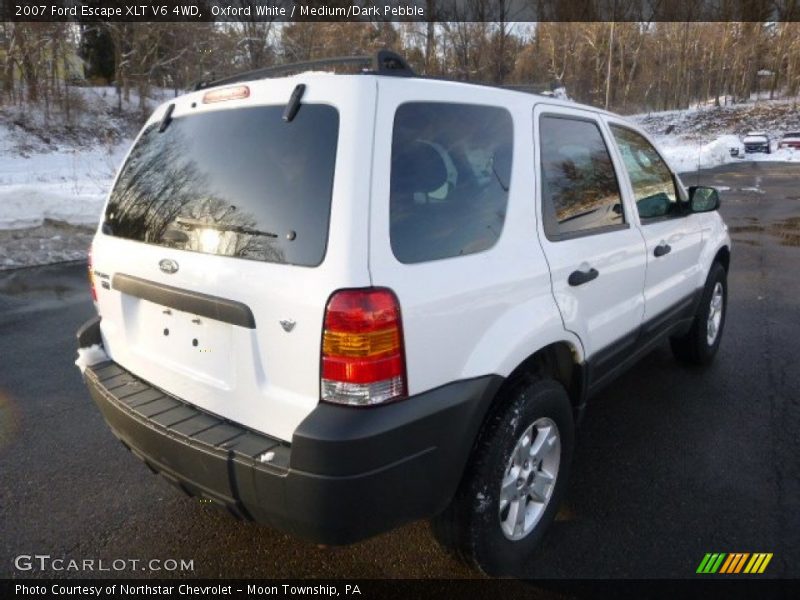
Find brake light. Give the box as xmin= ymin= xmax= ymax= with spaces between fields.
xmin=88 ymin=245 xmax=97 ymax=302
xmin=321 ymin=288 xmax=407 ymax=406
xmin=202 ymin=85 xmax=250 ymax=104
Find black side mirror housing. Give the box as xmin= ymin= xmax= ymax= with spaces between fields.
xmin=688 ymin=186 xmax=720 ymax=213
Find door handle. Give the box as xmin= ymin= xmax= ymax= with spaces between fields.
xmin=654 ymin=243 xmax=672 ymax=257
xmin=568 ymin=267 xmax=599 ymax=287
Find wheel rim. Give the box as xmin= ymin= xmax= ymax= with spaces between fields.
xmin=499 ymin=417 xmax=561 ymax=541
xmin=706 ymin=282 xmax=724 ymax=346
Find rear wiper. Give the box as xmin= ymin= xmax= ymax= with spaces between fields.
xmin=174 ymin=217 xmax=278 ymax=238
xmin=224 ymin=224 xmax=279 ymax=238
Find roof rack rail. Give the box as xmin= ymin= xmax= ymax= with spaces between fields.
xmin=194 ymin=49 xmax=414 ymax=91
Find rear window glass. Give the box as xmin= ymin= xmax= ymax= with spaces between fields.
xmin=390 ymin=102 xmax=513 ymax=264
xmin=103 ymin=104 xmax=339 ymax=267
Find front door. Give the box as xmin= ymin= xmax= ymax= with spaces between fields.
xmin=533 ymin=106 xmax=648 ymax=371
xmin=605 ymin=121 xmax=704 ymax=322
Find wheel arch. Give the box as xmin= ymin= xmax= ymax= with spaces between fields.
xmin=489 ymin=341 xmax=586 ymax=424
xmin=713 ymin=245 xmax=730 ymax=272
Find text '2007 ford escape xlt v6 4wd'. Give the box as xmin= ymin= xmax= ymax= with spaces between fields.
xmin=76 ymin=51 xmax=731 ymax=576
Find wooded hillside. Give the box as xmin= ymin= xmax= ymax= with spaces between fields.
xmin=2 ymin=21 xmax=799 ymax=123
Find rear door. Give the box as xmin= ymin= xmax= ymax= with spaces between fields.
xmin=91 ymin=76 xmax=376 ymax=442
xmin=533 ymin=104 xmax=647 ymax=372
xmin=604 ymin=120 xmax=704 ymax=322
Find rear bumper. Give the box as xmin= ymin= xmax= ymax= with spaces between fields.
xmin=82 ymin=335 xmax=501 ymax=544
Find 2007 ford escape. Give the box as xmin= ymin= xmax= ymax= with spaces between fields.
xmin=77 ymin=51 xmax=731 ymax=575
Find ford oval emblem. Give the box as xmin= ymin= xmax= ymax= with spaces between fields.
xmin=159 ymin=258 xmax=179 ymax=274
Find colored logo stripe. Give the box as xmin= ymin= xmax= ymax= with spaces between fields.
xmin=719 ymin=553 xmax=749 ymax=573
xmin=697 ymin=553 xmax=726 ymax=573
xmin=744 ymin=553 xmax=773 ymax=574
xmin=697 ymin=553 xmax=773 ymax=574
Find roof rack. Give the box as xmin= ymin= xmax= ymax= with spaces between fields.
xmin=194 ymin=49 xmax=414 ymax=91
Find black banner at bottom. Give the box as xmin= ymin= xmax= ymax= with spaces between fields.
xmin=4 ymin=579 xmax=800 ymax=600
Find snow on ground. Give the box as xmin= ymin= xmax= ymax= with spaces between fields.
xmin=0 ymin=117 xmax=132 ymax=268
xmin=0 ymin=133 xmax=128 ymax=229
xmin=0 ymin=85 xmax=174 ymax=231
xmin=629 ymin=96 xmax=800 ymax=172
xmin=648 ymin=133 xmax=800 ymax=173
xmin=0 ymin=85 xmax=177 ymax=268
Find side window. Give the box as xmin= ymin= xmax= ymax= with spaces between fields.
xmin=390 ymin=102 xmax=513 ymax=264
xmin=539 ymin=115 xmax=625 ymax=239
xmin=609 ymin=125 xmax=681 ymax=221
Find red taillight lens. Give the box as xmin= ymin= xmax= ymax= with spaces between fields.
xmin=88 ymin=246 xmax=97 ymax=302
xmin=321 ymin=288 xmax=407 ymax=406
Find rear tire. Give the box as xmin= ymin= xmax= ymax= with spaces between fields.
xmin=431 ymin=376 xmax=574 ymax=576
xmin=670 ymin=262 xmax=727 ymax=365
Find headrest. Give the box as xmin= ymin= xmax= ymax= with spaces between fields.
xmin=391 ymin=141 xmax=449 ymax=196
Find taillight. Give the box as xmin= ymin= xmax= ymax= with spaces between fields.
xmin=88 ymin=245 xmax=97 ymax=302
xmin=321 ymin=288 xmax=407 ymax=406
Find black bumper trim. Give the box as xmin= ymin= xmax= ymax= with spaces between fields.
xmin=84 ymin=359 xmax=502 ymax=544
xmin=87 ymin=362 xmax=284 ymax=463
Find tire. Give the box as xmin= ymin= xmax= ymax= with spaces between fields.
xmin=431 ymin=376 xmax=574 ymax=576
xmin=670 ymin=262 xmax=727 ymax=365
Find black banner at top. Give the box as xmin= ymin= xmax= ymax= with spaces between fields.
xmin=3 ymin=0 xmax=800 ymax=22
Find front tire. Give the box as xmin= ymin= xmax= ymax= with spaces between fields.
xmin=670 ymin=262 xmax=727 ymax=365
xmin=431 ymin=376 xmax=574 ymax=576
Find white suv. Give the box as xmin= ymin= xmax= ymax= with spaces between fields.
xmin=77 ymin=51 xmax=730 ymax=575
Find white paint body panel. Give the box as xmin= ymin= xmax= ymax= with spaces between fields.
xmin=531 ymin=103 xmax=648 ymax=358
xmin=602 ymin=116 xmax=706 ymax=320
xmin=91 ymin=74 xmax=730 ymax=444
xmin=367 ymin=79 xmax=583 ymax=395
xmin=93 ymin=75 xmax=376 ymax=442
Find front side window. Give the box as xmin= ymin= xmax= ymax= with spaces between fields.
xmin=609 ymin=125 xmax=681 ymax=221
xmin=104 ymin=104 xmax=339 ymax=267
xmin=539 ymin=115 xmax=625 ymax=239
xmin=389 ymin=102 xmax=513 ymax=263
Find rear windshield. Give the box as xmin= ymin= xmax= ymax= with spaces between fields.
xmin=103 ymin=104 xmax=339 ymax=267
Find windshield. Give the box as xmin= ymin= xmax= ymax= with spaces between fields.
xmin=103 ymin=104 xmax=339 ymax=267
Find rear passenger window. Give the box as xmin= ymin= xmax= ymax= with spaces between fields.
xmin=390 ymin=103 xmax=513 ymax=264
xmin=609 ymin=125 xmax=681 ymax=220
xmin=539 ymin=116 xmax=625 ymax=240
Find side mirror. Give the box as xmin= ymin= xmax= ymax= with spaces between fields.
xmin=688 ymin=186 xmax=720 ymax=213
xmin=637 ymin=192 xmax=672 ymax=218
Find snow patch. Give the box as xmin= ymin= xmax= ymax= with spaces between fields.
xmin=75 ymin=344 xmax=109 ymax=374
xmin=655 ymin=135 xmax=743 ymax=173
xmin=0 ymin=133 xmax=129 ymax=230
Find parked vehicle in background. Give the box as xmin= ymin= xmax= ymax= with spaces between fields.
xmin=743 ymin=131 xmax=771 ymax=154
xmin=778 ymin=131 xmax=800 ymax=150
xmin=75 ymin=50 xmax=732 ymax=576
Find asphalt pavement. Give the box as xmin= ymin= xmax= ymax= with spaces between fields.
xmin=1 ymin=161 xmax=798 ymax=579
